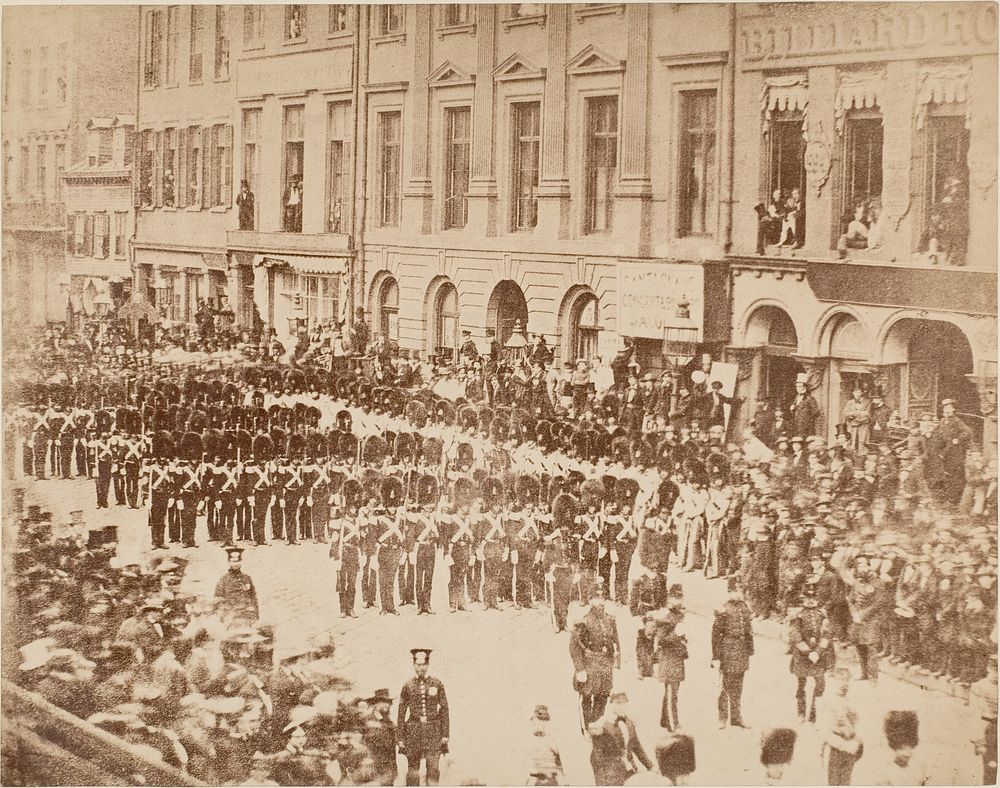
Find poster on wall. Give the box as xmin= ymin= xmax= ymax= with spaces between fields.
xmin=618 ymin=262 xmax=705 ymax=341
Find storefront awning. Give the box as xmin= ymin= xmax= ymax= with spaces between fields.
xmin=834 ymin=70 xmax=885 ymax=135
xmin=916 ymin=63 xmax=972 ymax=130
xmin=760 ymin=74 xmax=808 ymax=134
xmin=262 ymin=255 xmax=347 ymax=276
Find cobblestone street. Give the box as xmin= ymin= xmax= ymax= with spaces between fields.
xmin=12 ymin=474 xmax=986 ymax=785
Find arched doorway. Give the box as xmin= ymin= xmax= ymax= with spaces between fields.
xmin=882 ymin=318 xmax=979 ymax=436
xmin=487 ymin=280 xmax=528 ymax=348
xmin=745 ymin=305 xmax=802 ymax=410
xmin=822 ymin=313 xmax=873 ymax=429
xmin=376 ymin=276 xmax=399 ymax=343
xmin=431 ymin=281 xmax=460 ymax=362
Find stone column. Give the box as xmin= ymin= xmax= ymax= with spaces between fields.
xmin=613 ymin=3 xmax=652 ymax=256
xmin=725 ymin=345 xmax=762 ymax=439
xmin=466 ymin=6 xmax=497 ymax=236
xmin=803 ymin=66 xmax=836 ymax=255
xmin=535 ymin=5 xmax=570 ymax=240
xmin=879 ymin=60 xmax=917 ymax=259
xmin=402 ymin=5 xmax=433 ymax=234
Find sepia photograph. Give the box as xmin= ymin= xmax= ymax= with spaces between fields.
xmin=0 ymin=1 xmax=997 ymax=785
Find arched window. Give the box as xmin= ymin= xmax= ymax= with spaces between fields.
xmin=379 ymin=277 xmax=399 ymax=342
xmin=434 ymin=282 xmax=460 ymax=362
xmin=571 ymin=292 xmax=600 ymax=362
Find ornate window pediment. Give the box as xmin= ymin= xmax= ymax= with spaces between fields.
xmin=493 ymin=53 xmax=545 ymax=83
xmin=427 ymin=60 xmax=475 ymax=88
xmin=566 ymin=44 xmax=624 ymax=77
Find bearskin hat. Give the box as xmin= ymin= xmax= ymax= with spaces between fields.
xmin=434 ymin=399 xmax=456 ymax=426
xmin=656 ymin=735 xmax=696 ymax=781
xmin=760 ymin=728 xmax=797 ymax=767
xmin=252 ymin=433 xmax=274 ymax=463
xmin=339 ymin=432 xmax=359 ymax=463
xmin=363 ymin=435 xmax=389 ymax=466
xmin=341 ymin=478 xmax=363 ymax=509
xmin=707 ymin=452 xmax=731 ymax=484
xmin=336 ymin=409 xmax=352 ymax=433
xmin=457 ymin=404 xmax=478 ymax=433
xmin=481 ymin=478 xmax=504 ymax=510
xmin=452 ymin=476 xmax=478 ymax=509
xmin=422 ymin=436 xmax=444 ymax=467
xmin=657 ymin=479 xmax=680 ymax=511
xmin=490 ymin=417 xmax=511 ymax=445
xmin=150 ymin=430 xmax=175 ymax=460
xmin=405 ymin=400 xmax=429 ymax=429
xmin=454 ymin=442 xmax=474 ymax=471
xmin=233 ymin=429 xmax=253 ymax=462
xmin=269 ymin=427 xmax=289 ymax=459
xmin=516 ymin=475 xmax=540 ymax=509
xmin=477 ymin=406 xmax=495 ymax=434
xmin=307 ymin=432 xmax=328 ymax=461
xmin=616 ymin=478 xmax=640 ymax=511
xmin=417 ymin=475 xmax=439 ymax=506
xmin=552 ymin=492 xmax=579 ymax=530
xmin=381 ymin=476 xmax=404 ymax=509
xmin=883 ymin=711 xmax=919 ymax=751
xmin=361 ymin=469 xmax=383 ymax=504
xmin=393 ymin=432 xmax=414 ymax=465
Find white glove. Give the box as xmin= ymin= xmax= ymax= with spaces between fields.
xmin=445 ymin=554 xmax=455 ymax=567
xmin=575 ymin=671 xmax=588 ymax=683
xmin=611 ymin=549 xmax=619 ymax=564
xmin=398 ymin=552 xmax=407 ymax=567
xmin=502 ymin=547 xmax=510 ymax=563
xmin=176 ymin=500 xmax=184 ymax=511
xmin=214 ymin=500 xmax=222 ymax=510
xmin=468 ymin=552 xmax=476 ymax=567
xmin=808 ymin=651 xmax=820 ymax=664
xmin=511 ymin=550 xmax=519 ymax=566
xmin=598 ymin=545 xmax=608 ymax=560
xmin=371 ymin=556 xmax=380 ymax=571
xmin=476 ymin=546 xmax=485 ymax=562
xmin=408 ymin=550 xmax=417 ymax=566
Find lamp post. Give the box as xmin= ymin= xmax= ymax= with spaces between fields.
xmin=504 ymin=319 xmax=529 ymax=365
xmin=662 ymin=296 xmax=699 ymax=414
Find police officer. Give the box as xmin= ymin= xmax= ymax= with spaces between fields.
xmin=569 ymin=578 xmax=620 ymax=729
xmin=787 ymin=579 xmax=834 ymax=722
xmin=397 ymin=648 xmax=450 ymax=786
xmin=213 ymin=546 xmax=260 ymax=624
xmin=712 ymin=577 xmax=754 ymax=729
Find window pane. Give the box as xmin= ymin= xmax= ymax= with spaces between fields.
xmin=678 ymin=90 xmax=717 ymax=237
xmin=922 ymin=114 xmax=969 ymax=259
xmin=585 ymin=96 xmax=617 ymax=234
xmin=840 ymin=116 xmax=883 ymax=236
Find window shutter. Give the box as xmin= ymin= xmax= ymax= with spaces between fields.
xmin=177 ymin=127 xmax=187 ymax=208
xmin=201 ymin=126 xmax=211 ymax=208
xmin=224 ymin=124 xmax=233 ymax=207
xmin=84 ymin=214 xmax=95 ymax=256
xmin=65 ymin=213 xmax=73 ymax=253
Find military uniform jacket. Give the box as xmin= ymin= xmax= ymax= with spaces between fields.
xmin=711 ymin=599 xmax=754 ymax=673
xmin=787 ymin=607 xmax=834 ymax=677
xmin=397 ymin=676 xmax=450 ymax=740
xmin=213 ymin=569 xmax=260 ymax=622
xmin=570 ymin=608 xmax=620 ymax=696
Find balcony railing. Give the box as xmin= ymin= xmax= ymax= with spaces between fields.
xmin=227 ymin=228 xmax=352 ymax=255
xmin=3 ymin=201 xmax=67 ymax=231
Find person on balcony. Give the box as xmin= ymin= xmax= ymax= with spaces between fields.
xmin=237 ymin=180 xmax=255 ymax=231
xmin=283 ymin=174 xmax=303 ymax=233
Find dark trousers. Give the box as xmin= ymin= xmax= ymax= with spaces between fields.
xmin=124 ymin=465 xmax=140 ymax=507
xmin=95 ymin=461 xmax=112 ymax=507
xmin=718 ymin=670 xmax=745 ymax=725
xmin=180 ymin=495 xmax=199 ymax=546
xmin=33 ymin=440 xmax=47 ymax=478
xmin=856 ymin=644 xmax=879 ymax=680
xmin=339 ymin=545 xmax=360 ymax=615
xmin=22 ymin=442 xmax=34 ymax=477
xmin=378 ymin=545 xmax=401 ymax=612
xmin=612 ymin=542 xmax=635 ymax=604
xmin=220 ymin=496 xmax=237 ymax=545
xmin=579 ymin=692 xmax=609 ymax=728
xmin=513 ymin=555 xmax=533 ymax=607
xmin=551 ymin=566 xmax=572 ymax=632
xmin=311 ymin=499 xmax=330 ymax=542
xmin=448 ymin=544 xmax=470 ymax=611
xmin=283 ymin=492 xmax=302 ymax=543
xmin=362 ymin=554 xmax=378 ymax=607
xmin=482 ymin=550 xmax=502 ymax=608
xmin=795 ymin=674 xmax=825 ymax=720
xmin=75 ymin=440 xmax=89 ymax=477
xmin=58 ymin=440 xmax=72 ymax=478
xmin=149 ymin=491 xmax=169 ymax=548
xmin=660 ymin=681 xmax=681 ymax=731
xmin=299 ymin=498 xmax=314 ymax=540
xmin=498 ymin=559 xmax=513 ymax=601
xmin=113 ymin=470 xmax=125 ymax=505
xmin=415 ymin=544 xmax=436 ymax=612
xmin=251 ymin=492 xmax=269 ymax=544
xmin=825 ymin=745 xmax=861 ymax=786
xmin=404 ymin=722 xmax=442 ymax=786
xmin=167 ymin=503 xmax=181 ymax=542
xmin=468 ymin=557 xmax=482 ymax=602
xmin=400 ymin=555 xmax=416 ymax=606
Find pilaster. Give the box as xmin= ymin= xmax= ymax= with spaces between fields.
xmin=536 ymin=5 xmax=571 ymax=240
xmin=467 ymin=6 xmax=498 ymax=236
xmin=402 ymin=5 xmax=433 ymax=234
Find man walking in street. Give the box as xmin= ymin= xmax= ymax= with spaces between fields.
xmin=711 ymin=577 xmax=753 ymax=729
xmin=570 ymin=578 xmax=620 ymax=730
